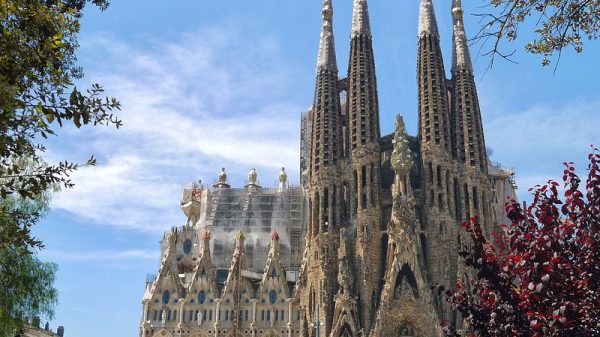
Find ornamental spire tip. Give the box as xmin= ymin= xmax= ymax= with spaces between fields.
xmin=418 ymin=0 xmax=439 ymax=38
xmin=351 ymin=0 xmax=371 ymax=38
xmin=317 ymin=0 xmax=337 ymax=71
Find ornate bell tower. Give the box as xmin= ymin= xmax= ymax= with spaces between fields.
xmin=346 ymin=0 xmax=382 ymax=332
xmin=300 ymin=1 xmax=344 ymax=336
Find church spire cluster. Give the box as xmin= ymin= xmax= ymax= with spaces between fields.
xmin=141 ymin=2 xmax=516 ymax=337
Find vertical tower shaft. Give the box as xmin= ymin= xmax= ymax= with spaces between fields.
xmin=417 ymin=0 xmax=458 ymax=317
xmin=308 ymin=0 xmax=344 ymax=235
xmin=418 ymin=0 xmax=452 ymax=154
xmin=302 ymin=1 xmax=343 ymax=336
xmin=347 ymin=0 xmax=381 ymax=332
xmin=417 ymin=0 xmax=455 ymax=222
xmin=451 ymin=0 xmax=493 ymax=227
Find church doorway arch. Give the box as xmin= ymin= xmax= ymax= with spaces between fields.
xmin=339 ymin=324 xmax=353 ymax=337
xmin=151 ymin=330 xmax=173 ymax=337
xmin=263 ymin=329 xmax=280 ymax=337
xmin=397 ymin=324 xmax=415 ymax=337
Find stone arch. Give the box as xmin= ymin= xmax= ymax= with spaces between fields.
xmin=263 ymin=329 xmax=280 ymax=337
xmin=339 ymin=324 xmax=353 ymax=337
xmin=193 ymin=331 xmax=208 ymax=337
xmin=151 ymin=330 xmax=173 ymax=337
xmin=396 ymin=323 xmax=416 ymax=336
xmin=394 ymin=264 xmax=419 ymax=299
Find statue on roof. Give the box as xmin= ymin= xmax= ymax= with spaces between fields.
xmin=218 ymin=168 xmax=227 ymax=183
xmin=279 ymin=167 xmax=287 ymax=183
xmin=248 ymin=168 xmax=257 ymax=185
xmin=278 ymin=167 xmax=288 ymax=192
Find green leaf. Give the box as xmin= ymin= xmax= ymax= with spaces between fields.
xmin=73 ymin=111 xmax=81 ymax=128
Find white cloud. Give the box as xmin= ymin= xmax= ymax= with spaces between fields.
xmin=49 ymin=27 xmax=304 ymax=232
xmin=483 ymin=97 xmax=600 ymax=200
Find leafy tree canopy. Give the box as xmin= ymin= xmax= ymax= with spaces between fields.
xmin=443 ymin=147 xmax=600 ymax=337
xmin=0 ymin=179 xmax=58 ymax=337
xmin=0 ymin=0 xmax=121 ymax=252
xmin=475 ymin=0 xmax=600 ymax=67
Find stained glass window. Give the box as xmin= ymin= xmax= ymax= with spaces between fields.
xmin=269 ymin=290 xmax=277 ymax=304
xmin=162 ymin=290 xmax=170 ymax=304
xmin=183 ymin=239 xmax=192 ymax=254
xmin=198 ymin=290 xmax=206 ymax=304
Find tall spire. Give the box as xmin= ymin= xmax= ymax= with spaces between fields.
xmin=417 ymin=0 xmax=451 ymax=152
xmin=452 ymin=0 xmax=473 ymax=72
xmin=347 ymin=0 xmax=382 ymax=332
xmin=450 ymin=0 xmax=487 ymax=172
xmin=317 ymin=0 xmax=337 ymax=71
xmin=351 ymin=0 xmax=371 ymax=38
xmin=418 ymin=0 xmax=439 ymax=37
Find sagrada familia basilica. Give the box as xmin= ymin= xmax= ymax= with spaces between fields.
xmin=139 ymin=1 xmax=518 ymax=337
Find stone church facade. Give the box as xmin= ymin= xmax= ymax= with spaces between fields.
xmin=139 ymin=1 xmax=517 ymax=337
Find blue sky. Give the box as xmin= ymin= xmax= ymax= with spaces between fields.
xmin=33 ymin=1 xmax=599 ymax=337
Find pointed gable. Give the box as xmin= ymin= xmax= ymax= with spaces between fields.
xmin=258 ymin=231 xmax=290 ymax=302
xmin=150 ymin=230 xmax=186 ymax=305
xmin=222 ymin=231 xmax=253 ymax=300
xmin=186 ymin=231 xmax=219 ymax=305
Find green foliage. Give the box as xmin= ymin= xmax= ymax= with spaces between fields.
xmin=476 ymin=0 xmax=600 ymax=67
xmin=0 ymin=247 xmax=58 ymax=337
xmin=0 ymin=184 xmax=57 ymax=337
xmin=0 ymin=161 xmax=58 ymax=336
xmin=391 ymin=114 xmax=414 ymax=175
xmin=0 ymin=0 xmax=121 ymax=252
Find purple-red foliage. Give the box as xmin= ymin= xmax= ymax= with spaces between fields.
xmin=445 ymin=148 xmax=600 ymax=337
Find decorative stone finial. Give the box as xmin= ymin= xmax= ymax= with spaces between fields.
xmin=351 ymin=0 xmax=371 ymax=38
xmin=418 ymin=0 xmax=439 ymax=38
xmin=269 ymin=231 xmax=281 ymax=255
xmin=452 ymin=0 xmax=464 ymax=21
xmin=236 ymin=230 xmax=245 ymax=243
xmin=248 ymin=168 xmax=257 ymax=184
xmin=214 ymin=167 xmax=231 ymax=188
xmin=218 ymin=168 xmax=227 ymax=183
xmin=451 ymin=0 xmax=473 ymax=72
xmin=279 ymin=167 xmax=287 ymax=183
xmin=317 ymin=0 xmax=337 ymax=71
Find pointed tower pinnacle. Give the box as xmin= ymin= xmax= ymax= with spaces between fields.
xmin=418 ymin=0 xmax=439 ymax=37
xmin=317 ymin=0 xmax=337 ymax=71
xmin=234 ymin=230 xmax=245 ymax=255
xmin=351 ymin=0 xmax=371 ymax=38
xmin=201 ymin=231 xmax=211 ymax=255
xmin=270 ymin=231 xmax=280 ymax=255
xmin=452 ymin=0 xmax=473 ymax=72
xmin=347 ymin=0 xmax=382 ymax=333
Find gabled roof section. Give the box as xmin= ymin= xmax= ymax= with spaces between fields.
xmin=151 ymin=230 xmax=186 ymax=300
xmin=187 ymin=231 xmax=219 ymax=298
xmin=222 ymin=231 xmax=253 ymax=297
xmin=258 ymin=231 xmax=290 ymax=299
